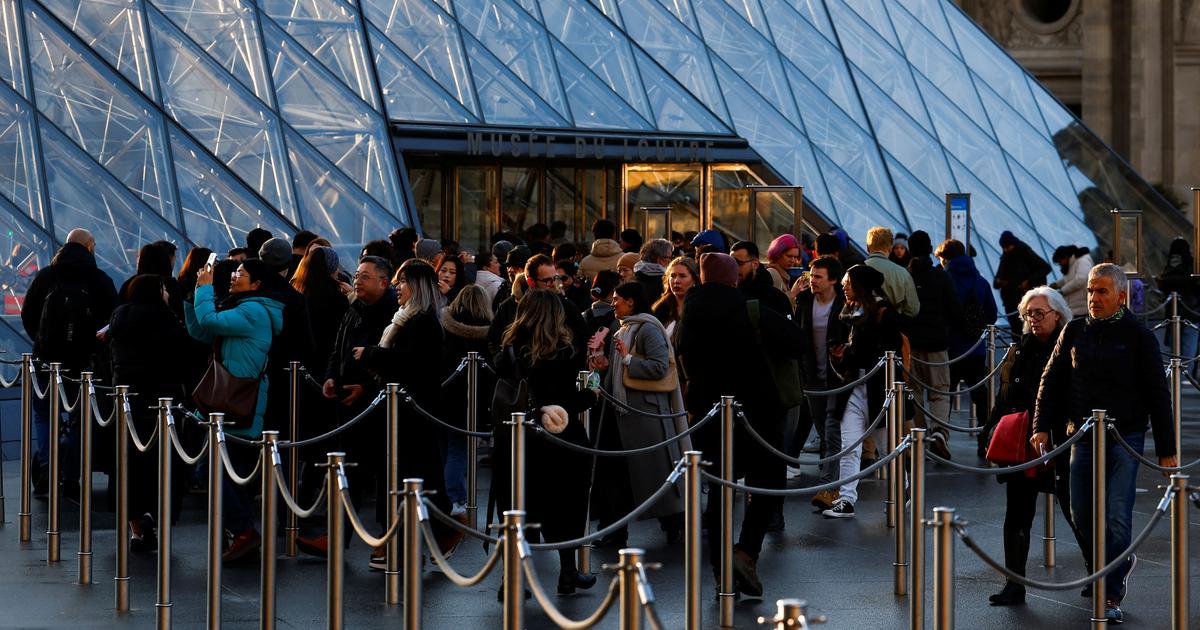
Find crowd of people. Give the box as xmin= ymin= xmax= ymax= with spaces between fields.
xmin=15 ymin=218 xmax=1185 ymax=622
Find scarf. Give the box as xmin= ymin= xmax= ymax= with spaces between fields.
xmin=1087 ymin=305 xmax=1126 ymax=326
xmin=379 ymin=304 xmax=422 ymax=348
xmin=633 ymin=261 xmax=665 ymax=276
xmin=607 ymin=313 xmax=686 ymax=419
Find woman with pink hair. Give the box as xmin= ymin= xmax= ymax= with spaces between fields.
xmin=766 ymin=233 xmax=802 ymax=294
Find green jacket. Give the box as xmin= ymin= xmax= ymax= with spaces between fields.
xmin=185 ymin=284 xmax=284 ymax=437
xmin=865 ymin=252 xmax=921 ymax=318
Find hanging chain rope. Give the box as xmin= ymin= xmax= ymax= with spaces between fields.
xmin=700 ymin=438 xmax=911 ymax=497
xmin=91 ymin=387 xmax=118 ymax=427
xmin=735 ymin=393 xmax=892 ymax=466
xmin=218 ymin=440 xmax=263 ymax=486
xmin=531 ymin=403 xmax=718 ymax=458
xmin=125 ymin=406 xmax=160 ymax=453
xmin=441 ymin=359 xmax=467 ymax=388
xmin=594 ymin=387 xmax=691 ymax=418
xmin=421 ymin=520 xmax=503 ymax=587
xmin=337 ymin=469 xmax=403 ymax=548
xmin=166 ymin=422 xmax=208 ymax=465
xmin=274 ymin=390 xmax=386 ymax=449
xmin=910 ymin=334 xmax=986 ymax=366
xmin=528 ymin=468 xmax=683 ymax=551
xmin=804 ymin=358 xmax=886 ymax=397
xmin=270 ymin=443 xmax=327 ymax=518
xmin=29 ymin=368 xmax=48 ymax=400
xmin=424 ymin=499 xmax=500 ymax=544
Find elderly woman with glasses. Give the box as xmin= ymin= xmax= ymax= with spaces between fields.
xmin=984 ymin=286 xmax=1085 ymax=606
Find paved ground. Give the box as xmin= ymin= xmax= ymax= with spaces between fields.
xmin=1 ymin=399 xmax=1199 ymax=629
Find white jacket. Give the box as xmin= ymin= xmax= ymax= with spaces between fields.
xmin=474 ymin=269 xmax=505 ymax=304
xmin=1051 ymin=253 xmax=1092 ymax=316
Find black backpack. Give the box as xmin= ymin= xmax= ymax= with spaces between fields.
xmin=35 ymin=280 xmax=94 ymax=362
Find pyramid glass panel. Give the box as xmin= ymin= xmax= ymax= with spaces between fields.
xmin=974 ymin=79 xmax=1075 ymax=210
xmin=0 ymin=85 xmax=44 ymax=227
xmin=462 ymin=32 xmax=567 ymax=126
xmin=39 ymin=0 xmax=157 ymax=100
xmin=694 ymin=0 xmax=798 ymax=125
xmin=25 ymin=7 xmax=177 ymax=225
xmin=887 ymin=1 xmax=986 ymax=123
xmin=0 ymin=192 xmax=51 ymax=323
xmin=633 ymin=48 xmax=728 ymax=134
xmin=454 ymin=0 xmax=569 ymax=121
xmin=763 ymin=0 xmax=866 ymax=128
xmin=944 ymin=4 xmax=1044 ymax=131
xmin=841 ymin=0 xmax=900 ymax=48
xmin=39 ymin=117 xmax=184 ymax=278
xmin=261 ymin=18 xmax=403 ymax=216
xmin=817 ymin=149 xmax=899 ymax=244
xmin=367 ymin=25 xmax=476 ymax=123
xmin=170 ymin=125 xmax=295 ymax=253
xmin=855 ymin=77 xmax=955 ymax=205
xmin=259 ymin=0 xmax=380 ymax=111
xmin=884 ymin=154 xmax=943 ymax=236
xmin=0 ymin=1 xmax=27 ymax=98
xmin=148 ymin=6 xmax=297 ymax=224
xmin=720 ymin=0 xmax=771 ymax=41
xmin=151 ymin=0 xmax=275 ymax=107
xmin=361 ymin=0 xmax=478 ymax=117
xmin=552 ymin=42 xmax=650 ymax=130
xmin=538 ymin=0 xmax=652 ymax=122
xmin=652 ymin=0 xmax=699 ymax=33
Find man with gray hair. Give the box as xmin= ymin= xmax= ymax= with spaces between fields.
xmin=634 ymin=238 xmax=673 ymax=303
xmin=1032 ymin=262 xmax=1176 ymax=624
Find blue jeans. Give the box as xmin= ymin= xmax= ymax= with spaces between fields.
xmin=1070 ymin=431 xmax=1143 ymax=603
xmin=443 ymin=436 xmax=467 ymax=506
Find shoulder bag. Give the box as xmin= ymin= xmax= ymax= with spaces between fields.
xmin=621 ymin=324 xmax=679 ymax=393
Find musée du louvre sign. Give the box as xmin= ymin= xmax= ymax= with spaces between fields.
xmin=463 ymin=130 xmax=736 ymax=163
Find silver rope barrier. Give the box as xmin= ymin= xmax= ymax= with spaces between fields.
xmin=218 ymin=439 xmax=263 ymax=486
xmin=523 ymin=553 xmax=619 ymax=630
xmin=29 ymin=367 xmax=48 ymax=400
xmin=166 ymin=422 xmax=209 ymax=465
xmin=910 ymin=334 xmax=986 ymax=366
xmin=276 ymin=390 xmax=386 ymax=449
xmin=125 ymin=408 xmax=160 ymax=453
xmin=897 ymin=345 xmax=1013 ymax=396
xmin=804 ymin=357 xmax=886 ymax=396
xmin=924 ymin=419 xmax=1093 ymax=474
xmin=424 ymin=498 xmax=500 ymax=543
xmin=56 ymin=377 xmax=82 ymax=413
xmin=907 ymin=393 xmax=987 ymax=434
xmin=334 ymin=465 xmax=403 ymax=549
xmin=700 ymin=437 xmax=911 ymax=497
xmin=420 ymin=520 xmax=502 ymax=586
xmin=441 ymin=358 xmax=467 ymax=388
xmin=734 ymin=393 xmax=892 ymax=466
xmin=593 ymin=386 xmax=691 ymax=418
xmin=92 ymin=387 xmax=117 ymax=427
xmin=532 ymin=403 xmax=719 ymax=457
xmin=270 ymin=441 xmax=327 ymax=519
xmin=0 ymin=370 xmax=17 ymax=388
xmin=953 ymin=486 xmax=1173 ymax=591
xmin=1106 ymin=424 xmax=1200 ymax=472
xmin=401 ymin=389 xmax=493 ymax=437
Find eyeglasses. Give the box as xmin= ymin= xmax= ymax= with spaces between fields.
xmin=1022 ymin=308 xmax=1053 ymax=322
xmin=733 ymin=257 xmax=756 ymax=266
xmin=353 ymin=272 xmax=384 ymax=282
xmin=534 ymin=275 xmax=565 ymax=285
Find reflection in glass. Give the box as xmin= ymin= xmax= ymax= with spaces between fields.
xmin=546 ymin=167 xmax=575 ymax=238
xmin=625 ymin=167 xmax=701 ymax=239
xmin=409 ymin=168 xmax=443 ymax=242
xmin=1112 ymin=211 xmax=1141 ymax=276
xmin=710 ymin=167 xmax=754 ymax=244
xmin=501 ymin=167 xmax=539 ymax=237
xmin=0 ymin=87 xmax=45 ymax=227
xmin=457 ymin=166 xmax=496 ymax=255
xmin=753 ymin=189 xmax=800 ymax=258
xmin=39 ymin=0 xmax=157 ymax=100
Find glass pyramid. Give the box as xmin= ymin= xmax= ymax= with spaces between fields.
xmin=0 ymin=0 xmax=1185 ymax=354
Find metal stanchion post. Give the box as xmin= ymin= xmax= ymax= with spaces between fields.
xmin=618 ymin=548 xmax=644 ymax=630
xmin=932 ymin=507 xmax=955 ymax=630
xmin=386 ymin=383 xmax=401 ymax=606
xmin=1091 ymin=410 xmax=1107 ymax=630
xmin=502 ymin=509 xmax=525 ymax=630
xmin=719 ymin=396 xmax=735 ymax=628
xmin=984 ymin=325 xmax=996 ymax=429
xmin=115 ymin=385 xmax=130 ymax=612
xmin=286 ymin=361 xmax=300 ymax=558
xmin=47 ymin=362 xmax=61 ymax=563
xmin=466 ymin=352 xmax=480 ymax=529
xmin=78 ymin=372 xmax=93 ymax=585
xmin=1170 ymin=473 xmax=1189 ymax=630
xmin=1043 ymin=493 xmax=1057 ymax=568
xmin=885 ymin=352 xmax=897 ymax=526
xmin=893 ymin=382 xmax=907 ymax=596
xmin=327 ymin=452 xmax=346 ymax=630
xmin=1171 ymin=292 xmax=1182 ymax=358
xmin=157 ymin=398 xmax=174 ymax=630
xmin=684 ymin=451 xmax=702 ymax=630
xmin=261 ymin=431 xmax=279 ymax=630
xmin=509 ymin=412 xmax=526 ymax=513
xmin=576 ymin=370 xmax=592 ymax=575
xmin=18 ymin=353 xmax=32 ymax=542
xmin=1171 ymin=358 xmax=1183 ymax=459
xmin=206 ymin=414 xmax=225 ymax=630
xmin=910 ymin=428 xmax=926 ymax=629
xmin=403 ymin=478 xmax=423 ymax=630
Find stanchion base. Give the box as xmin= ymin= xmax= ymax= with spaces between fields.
xmin=77 ymin=552 xmax=92 ymax=585
xmin=115 ymin=576 xmax=131 ymax=613
xmin=47 ymin=531 xmax=60 ymax=563
xmin=385 ymin=571 xmax=400 ymax=606
xmin=719 ymin=592 xmax=736 ymax=628
xmin=18 ymin=513 xmax=30 ymax=542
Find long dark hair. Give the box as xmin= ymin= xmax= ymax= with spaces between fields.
xmin=136 ymin=242 xmax=173 ymax=277
xmin=126 ymin=274 xmax=166 ymax=306
xmin=177 ymin=247 xmax=213 ymax=296
xmin=291 ymin=246 xmax=342 ymax=301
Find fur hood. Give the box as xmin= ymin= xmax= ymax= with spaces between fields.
xmin=440 ymin=306 xmax=490 ymax=340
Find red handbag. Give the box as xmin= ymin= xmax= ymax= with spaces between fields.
xmin=986 ymin=410 xmax=1053 ymax=479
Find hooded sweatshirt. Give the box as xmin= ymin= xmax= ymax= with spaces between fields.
xmin=580 ymin=238 xmax=623 ymax=280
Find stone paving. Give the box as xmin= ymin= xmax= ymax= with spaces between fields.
xmin=1 ymin=403 xmax=1199 ymax=629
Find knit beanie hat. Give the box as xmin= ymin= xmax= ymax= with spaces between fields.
xmin=893 ymin=236 xmax=909 ymax=251
xmin=998 ymin=231 xmax=1019 ymax=248
xmin=767 ymin=233 xmax=800 ymax=261
xmin=699 ymin=252 xmax=739 ymax=287
xmin=617 ymin=252 xmax=640 ymax=270
xmin=690 ymin=229 xmax=726 ymax=252
xmin=416 ymin=238 xmax=441 ymax=261
xmin=907 ymin=231 xmax=933 ymax=258
xmin=492 ymin=240 xmax=515 ymax=260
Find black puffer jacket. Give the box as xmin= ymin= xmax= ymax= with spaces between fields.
xmin=1033 ymin=308 xmax=1175 ymax=456
xmin=325 ymin=288 xmax=398 ymax=392
xmin=108 ymin=301 xmax=188 ymax=403
xmin=905 ymin=256 xmax=961 ymax=352
xmin=21 ymin=242 xmax=118 ymax=368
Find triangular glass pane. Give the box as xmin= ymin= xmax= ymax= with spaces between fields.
xmin=855 ymin=77 xmax=955 ymax=200
xmin=462 ymin=32 xmax=568 ymax=126
xmin=653 ymin=0 xmax=699 ymax=33
xmin=285 ymin=128 xmax=404 ymax=263
xmin=148 ymin=7 xmax=297 ymax=224
xmin=887 ymin=2 xmax=986 ymax=122
xmin=916 ymin=72 xmax=1026 ymax=219
xmin=1030 ymin=77 xmax=1075 ymax=134
xmin=0 ymin=85 xmax=45 ymax=227
xmin=539 ymin=0 xmax=652 ymax=122
xmin=367 ymin=25 xmax=476 ymax=123
xmin=946 ymin=153 xmax=1035 ymax=257
xmin=883 ymin=153 xmax=943 ymax=236
xmin=152 ymin=0 xmax=275 ymax=108
xmin=815 ymin=150 xmax=903 ymax=245
xmin=785 ymin=61 xmax=898 ymax=218
xmin=170 ymin=124 xmax=296 ymax=254
xmin=763 ymin=0 xmax=866 ymax=128
xmin=590 ymin=0 xmax=625 ymax=28
xmin=944 ymin=4 xmax=1045 ymax=133
xmin=513 ymin=0 xmax=543 ymax=20
xmin=893 ymin=0 xmax=953 ymax=43
xmin=0 ymin=2 xmax=28 ymax=99
xmin=1007 ymin=157 xmax=1094 ymax=253
xmin=633 ymin=48 xmax=728 ymax=133
xmin=552 ymin=42 xmax=650 ymax=129
xmin=259 ymin=0 xmax=380 ymax=111
xmin=827 ymin=0 xmax=933 ymax=133
xmin=709 ymin=56 xmax=833 ymax=220
xmin=26 ymin=7 xmax=178 ymax=226
xmin=721 ymin=0 xmax=771 ymax=41
xmin=841 ymin=0 xmax=899 ymax=48
xmin=694 ymin=0 xmax=799 ymax=125
xmin=454 ymin=0 xmax=570 ymax=122
xmin=39 ymin=118 xmax=185 ymax=280
xmin=616 ymin=0 xmax=730 ymax=125
xmin=0 ymin=192 xmax=52 ymax=328
xmin=782 ymin=0 xmax=836 ymax=41
xmin=361 ymin=0 xmax=478 ymax=117
xmin=261 ymin=18 xmax=403 ymax=216
xmin=39 ymin=0 xmax=157 ymax=100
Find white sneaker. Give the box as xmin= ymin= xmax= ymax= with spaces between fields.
xmin=822 ymin=500 xmax=856 ymax=519
xmin=451 ymin=502 xmax=467 ymax=517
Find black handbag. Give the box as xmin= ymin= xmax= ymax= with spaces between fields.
xmin=192 ymin=337 xmax=264 ymax=424
xmin=490 ymin=347 xmax=530 ymax=426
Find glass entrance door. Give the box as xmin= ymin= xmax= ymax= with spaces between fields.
xmin=624 ymin=165 xmax=702 ymax=240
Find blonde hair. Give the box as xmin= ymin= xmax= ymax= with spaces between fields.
xmin=449 ymin=283 xmax=493 ymax=322
xmin=502 ymin=289 xmax=572 ymax=363
xmin=866 ymin=227 xmax=893 ymax=253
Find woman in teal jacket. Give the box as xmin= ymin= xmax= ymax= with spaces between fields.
xmin=187 ymin=258 xmax=284 ymax=562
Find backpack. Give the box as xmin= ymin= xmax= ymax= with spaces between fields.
xmin=490 ymin=346 xmax=531 ymax=427
xmin=35 ymin=279 xmax=93 ymax=362
xmin=746 ymin=300 xmax=805 ymax=409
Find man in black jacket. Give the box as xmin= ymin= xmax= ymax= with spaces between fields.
xmin=731 ymin=241 xmax=794 ymax=316
xmin=1032 ymin=263 xmax=1176 ymax=624
xmin=21 ymin=229 xmax=118 ymax=494
xmin=258 ymin=238 xmax=314 ymax=434
xmin=994 ymin=231 xmax=1051 ymax=332
xmin=904 ymin=231 xmax=961 ymax=459
xmin=488 ymin=254 xmax=589 ymax=357
xmin=677 ymin=252 xmax=803 ymax=599
xmin=795 ymin=256 xmax=846 ymax=510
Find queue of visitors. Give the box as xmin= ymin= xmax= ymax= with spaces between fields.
xmin=16 ymin=219 xmax=1184 ymax=623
